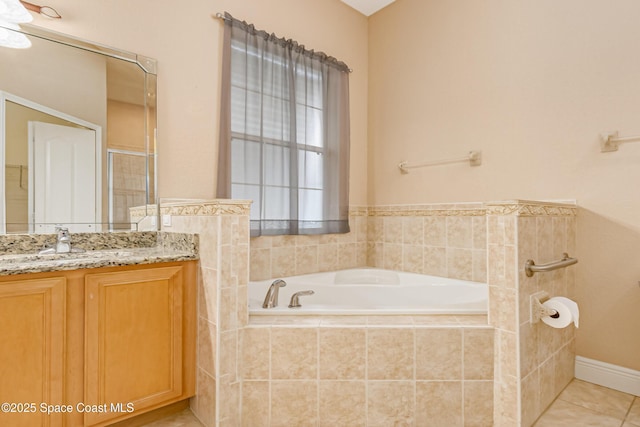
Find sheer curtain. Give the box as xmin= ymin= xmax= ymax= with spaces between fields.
xmin=216 ymin=12 xmax=351 ymax=237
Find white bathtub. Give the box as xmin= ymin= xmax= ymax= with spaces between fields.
xmin=248 ymin=268 xmax=487 ymax=315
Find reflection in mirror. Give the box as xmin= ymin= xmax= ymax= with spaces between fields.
xmin=0 ymin=23 xmax=157 ymax=234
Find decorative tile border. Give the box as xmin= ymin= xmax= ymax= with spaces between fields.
xmin=368 ymin=203 xmax=486 ymax=217
xmin=485 ymin=200 xmax=577 ymax=217
xmin=160 ymin=199 xmax=252 ymax=216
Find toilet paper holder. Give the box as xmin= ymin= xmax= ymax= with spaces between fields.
xmin=530 ymin=291 xmax=560 ymax=323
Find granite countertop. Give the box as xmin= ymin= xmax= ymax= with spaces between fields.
xmin=0 ymin=232 xmax=199 ymax=276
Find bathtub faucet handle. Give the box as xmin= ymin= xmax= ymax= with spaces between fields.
xmin=288 ymin=290 xmax=315 ymax=308
xmin=262 ymin=279 xmax=287 ymax=308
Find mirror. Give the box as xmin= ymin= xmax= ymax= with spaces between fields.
xmin=0 ymin=23 xmax=157 ymax=234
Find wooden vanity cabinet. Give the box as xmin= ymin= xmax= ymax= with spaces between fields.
xmin=83 ymin=264 xmax=196 ymax=426
xmin=0 ymin=261 xmax=196 ymax=427
xmin=0 ymin=277 xmax=66 ymax=427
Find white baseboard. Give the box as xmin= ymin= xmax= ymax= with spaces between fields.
xmin=575 ymin=356 xmax=640 ymax=396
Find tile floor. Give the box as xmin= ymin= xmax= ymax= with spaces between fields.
xmin=143 ymin=379 xmax=640 ymax=426
xmin=534 ymin=379 xmax=640 ymax=427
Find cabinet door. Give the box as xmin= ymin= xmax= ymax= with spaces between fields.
xmin=84 ymin=266 xmax=185 ymax=426
xmin=0 ymin=277 xmax=66 ymax=427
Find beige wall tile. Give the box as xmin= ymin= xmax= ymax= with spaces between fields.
xmin=271 ymin=246 xmax=296 ymax=278
xmin=250 ymin=247 xmax=271 ymax=281
xmin=495 ymin=375 xmax=519 ymax=423
xmin=552 ymin=217 xmax=568 ymax=256
xmin=219 ymin=287 xmax=237 ymax=333
xmin=367 ymin=381 xmax=415 ymax=427
xmin=554 ymin=341 xmax=575 ymax=396
xmin=403 ymin=217 xmax=424 ymax=245
xmin=192 ymin=368 xmax=216 ymax=427
xmin=536 ymin=217 xmax=554 ymax=264
xmin=384 ymin=217 xmax=403 ymax=243
xmin=318 ymin=244 xmax=338 ymax=272
xmin=219 ymin=331 xmax=238 ymax=379
xmin=489 ymin=287 xmax=517 ymax=332
xmin=368 ymin=328 xmax=414 ymax=380
xmin=539 ymin=357 xmax=557 ymax=413
xmin=271 ymin=381 xmax=317 ymax=427
xmin=487 ymin=244 xmax=506 ymax=287
xmin=464 ymin=328 xmax=494 ymax=380
xmin=271 ymin=328 xmax=317 ymax=380
xmin=199 ymin=267 xmax=218 ymax=323
xmin=403 ymin=245 xmax=423 ymax=273
xmin=465 ymin=380 xmax=494 ymax=427
xmin=383 ymin=243 xmax=403 ymax=270
xmin=241 ymin=381 xmax=269 ymax=427
xmin=198 ymin=317 xmax=216 ymax=377
xmin=473 ymin=216 xmax=487 ymax=250
xmin=319 ymin=328 xmax=366 ymax=380
xmin=220 ymin=244 xmax=234 ymax=288
xmin=424 ymin=216 xmax=447 ymax=246
xmin=242 ymin=327 xmax=270 ymax=380
xmin=337 ymin=242 xmax=358 ymax=270
xmin=367 ymin=217 xmax=383 ymax=243
xmin=218 ymin=376 xmax=239 ymax=423
xmin=487 ymin=215 xmax=505 ymax=246
xmin=295 ymin=245 xmax=318 ymax=275
xmin=473 ymin=249 xmax=488 ymax=283
xmin=447 ymin=248 xmax=473 ymax=280
xmin=416 ymin=381 xmax=463 ymax=426
xmin=319 ymin=381 xmax=366 ymax=427
xmin=497 ymin=330 xmax=518 ymax=379
xmin=416 ymin=328 xmax=462 ymax=380
xmin=519 ymin=322 xmax=540 ymax=379
xmin=423 ymin=246 xmax=447 ymax=277
xmin=521 ymin=369 xmax=541 ymax=427
xmin=235 ymin=244 xmax=250 ymax=286
xmin=517 ymin=216 xmax=537 ymax=267
xmin=447 ymin=216 xmax=473 ymax=248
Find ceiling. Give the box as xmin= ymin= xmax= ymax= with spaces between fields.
xmin=340 ymin=0 xmax=396 ymax=16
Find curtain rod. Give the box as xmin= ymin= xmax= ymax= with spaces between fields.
xmin=214 ymin=12 xmax=353 ymax=73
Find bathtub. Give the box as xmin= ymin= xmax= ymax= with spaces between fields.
xmin=248 ymin=268 xmax=487 ymax=315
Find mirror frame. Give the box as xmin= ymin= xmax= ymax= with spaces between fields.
xmin=0 ymin=23 xmax=158 ymax=233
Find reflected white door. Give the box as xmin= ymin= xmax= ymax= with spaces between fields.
xmin=29 ymin=121 xmax=98 ymax=233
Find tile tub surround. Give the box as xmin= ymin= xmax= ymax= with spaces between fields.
xmin=367 ymin=203 xmax=487 ymax=282
xmin=486 ymin=201 xmax=577 ymax=427
xmin=160 ymin=198 xmax=578 ymax=427
xmin=241 ymin=316 xmax=494 ymax=427
xmin=161 ymin=200 xmax=251 ymax=427
xmin=249 ymin=203 xmax=488 ymax=282
xmin=249 ymin=207 xmax=369 ymax=281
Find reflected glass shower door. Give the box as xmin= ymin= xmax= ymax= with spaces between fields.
xmin=107 ymin=150 xmax=147 ymax=231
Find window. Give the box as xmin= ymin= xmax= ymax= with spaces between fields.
xmin=217 ymin=13 xmax=351 ymax=237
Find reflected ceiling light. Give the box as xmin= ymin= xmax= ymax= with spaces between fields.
xmin=0 ymin=20 xmax=31 ymax=48
xmin=0 ymin=0 xmax=33 ymax=23
xmin=0 ymin=0 xmax=32 ymax=49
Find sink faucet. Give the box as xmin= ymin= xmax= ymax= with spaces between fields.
xmin=262 ymin=279 xmax=286 ymax=308
xmin=38 ymin=226 xmax=84 ymax=255
xmin=55 ymin=227 xmax=71 ymax=253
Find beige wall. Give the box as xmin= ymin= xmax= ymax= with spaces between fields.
xmin=368 ymin=0 xmax=640 ymax=371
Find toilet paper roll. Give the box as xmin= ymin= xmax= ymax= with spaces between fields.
xmin=541 ymin=296 xmax=579 ymax=329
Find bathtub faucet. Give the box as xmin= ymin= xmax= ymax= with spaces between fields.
xmin=288 ymin=290 xmax=314 ymax=308
xmin=262 ymin=279 xmax=287 ymax=308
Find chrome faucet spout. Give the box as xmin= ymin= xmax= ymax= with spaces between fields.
xmin=55 ymin=227 xmax=71 ymax=253
xmin=262 ymin=279 xmax=287 ymax=308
